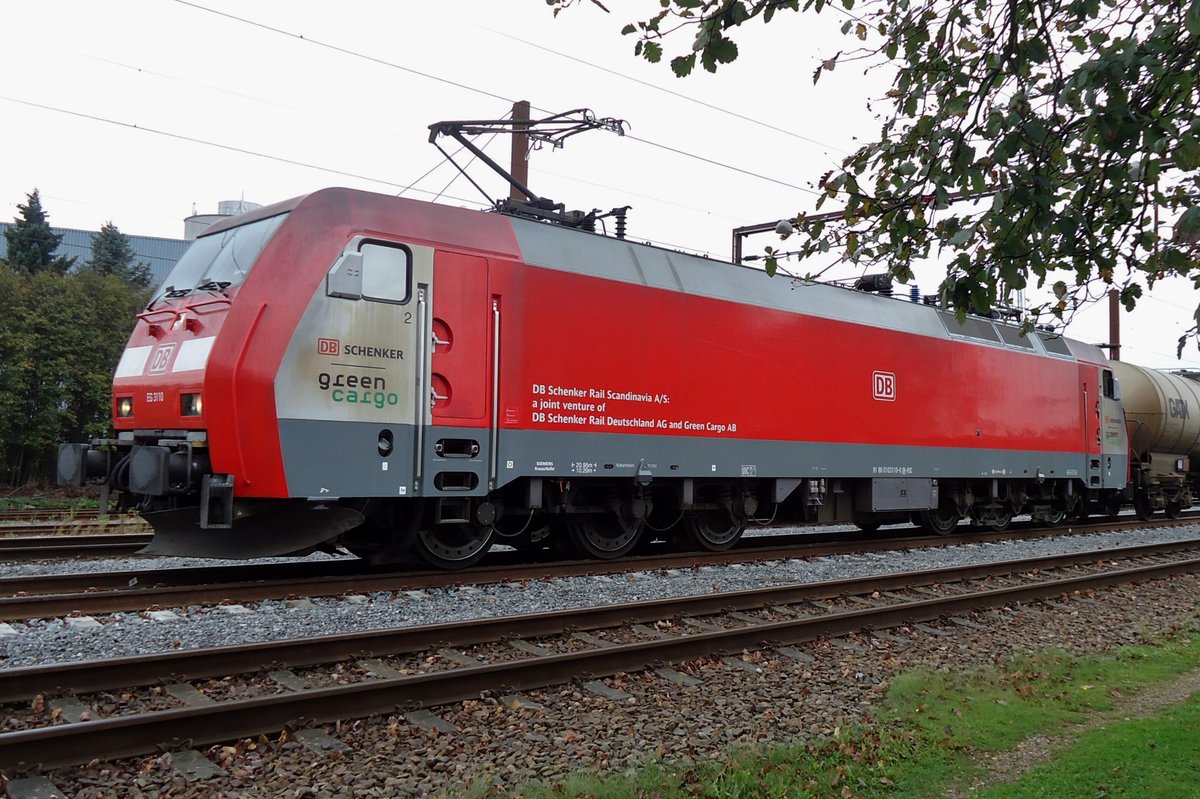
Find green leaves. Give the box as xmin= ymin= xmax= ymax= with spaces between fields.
xmin=700 ymin=35 xmax=738 ymax=72
xmin=671 ymin=53 xmax=697 ymax=76
xmin=0 ymin=190 xmax=149 ymax=483
xmin=1120 ymin=283 xmax=1143 ymax=312
xmin=0 ymin=264 xmax=145 ymax=483
xmin=1176 ymin=207 xmax=1200 ymax=245
xmin=1187 ymin=0 xmax=1200 ymax=36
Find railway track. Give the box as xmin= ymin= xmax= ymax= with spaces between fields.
xmin=0 ymin=519 xmax=146 ymax=540
xmin=1 ymin=515 xmax=1195 ymax=621
xmin=0 ymin=508 xmax=1192 ymax=566
xmin=0 ymin=532 xmax=152 ymax=562
xmin=0 ymin=508 xmax=104 ymax=523
xmin=0 ymin=520 xmax=144 ymax=536
xmin=1 ymin=536 xmax=1198 ymax=770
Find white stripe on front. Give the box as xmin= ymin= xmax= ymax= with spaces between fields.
xmin=114 ymin=346 xmax=153 ymax=378
xmin=172 ymin=337 xmax=216 ymax=373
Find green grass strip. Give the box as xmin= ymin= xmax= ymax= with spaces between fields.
xmin=977 ymin=694 xmax=1200 ymax=798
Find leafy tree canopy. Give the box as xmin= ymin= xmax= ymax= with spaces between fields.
xmin=551 ymin=0 xmax=1200 ymax=352
xmin=3 ymin=189 xmax=75 ymax=275
xmin=88 ymin=221 xmax=153 ymax=289
xmin=0 ymin=264 xmax=147 ymax=485
xmin=0 ymin=192 xmax=149 ymax=485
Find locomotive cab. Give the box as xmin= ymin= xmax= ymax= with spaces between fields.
xmin=59 ymin=206 xmax=365 ymax=555
xmin=58 ymin=189 xmax=496 ymax=563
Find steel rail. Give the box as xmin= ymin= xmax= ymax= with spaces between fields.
xmin=0 ymin=556 xmax=376 ymax=599
xmin=1 ymin=548 xmax=1197 ymax=769
xmin=0 ymin=533 xmax=148 ymax=550
xmin=2 ymin=538 xmax=1198 ymax=703
xmin=0 ymin=509 xmax=104 ymax=522
xmin=0 ymin=520 xmax=145 ymax=538
xmin=3 ymin=514 xmax=1197 ymax=621
xmin=0 ymin=528 xmax=910 ymax=595
xmin=0 ymin=534 xmax=152 ymax=562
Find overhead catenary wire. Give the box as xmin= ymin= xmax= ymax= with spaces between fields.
xmin=35 ymin=43 xmax=748 ymax=223
xmin=479 ymin=25 xmax=847 ymax=155
xmin=532 ymin=166 xmax=748 ymax=224
xmin=67 ymin=47 xmax=497 ymax=203
xmin=0 ymin=93 xmax=728 ymax=258
xmin=171 ymin=0 xmax=819 ymax=198
xmin=0 ymin=95 xmax=488 ymax=209
xmin=75 ymin=51 xmax=420 ymax=142
xmin=625 ymin=134 xmax=818 ymax=195
xmin=171 ymin=0 xmax=515 ymax=107
xmin=0 ymin=90 xmax=758 ymax=245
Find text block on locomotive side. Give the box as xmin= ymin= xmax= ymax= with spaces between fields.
xmin=873 ymin=371 xmax=896 ymax=402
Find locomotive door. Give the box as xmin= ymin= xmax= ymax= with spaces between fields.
xmin=426 ymin=251 xmax=493 ymax=494
xmin=1082 ymin=368 xmax=1100 ymax=488
xmin=276 ymin=237 xmax=433 ymax=499
xmin=1082 ymin=365 xmax=1125 ymax=489
xmin=1098 ymin=367 xmax=1127 ymax=488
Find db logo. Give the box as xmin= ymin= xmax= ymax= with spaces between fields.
xmin=317 ymin=338 xmax=340 ymax=356
xmin=872 ymin=371 xmax=896 ymax=402
xmin=148 ymin=343 xmax=177 ymax=375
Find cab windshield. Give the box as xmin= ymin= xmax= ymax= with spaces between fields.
xmin=151 ymin=213 xmax=287 ymax=304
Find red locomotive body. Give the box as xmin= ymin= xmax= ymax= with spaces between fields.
xmin=59 ymin=187 xmax=1132 ymax=567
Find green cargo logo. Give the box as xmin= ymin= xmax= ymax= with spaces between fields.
xmin=318 ymin=372 xmax=400 ymax=408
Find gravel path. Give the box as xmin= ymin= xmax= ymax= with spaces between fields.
xmin=1 ymin=523 xmax=1198 ymax=669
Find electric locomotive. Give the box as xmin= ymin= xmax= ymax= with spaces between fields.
xmin=56 ymin=184 xmax=1145 ymax=568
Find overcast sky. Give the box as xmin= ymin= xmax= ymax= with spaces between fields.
xmin=2 ymin=0 xmax=1197 ymax=369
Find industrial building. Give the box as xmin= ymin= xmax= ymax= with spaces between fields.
xmin=0 ymin=200 xmax=260 ymax=287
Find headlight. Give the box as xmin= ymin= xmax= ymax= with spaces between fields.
xmin=116 ymin=396 xmax=134 ymax=418
xmin=180 ymin=393 xmax=203 ymax=417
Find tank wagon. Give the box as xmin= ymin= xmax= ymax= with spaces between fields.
xmin=59 ymin=187 xmax=1139 ymax=568
xmin=1111 ymin=361 xmax=1200 ymax=518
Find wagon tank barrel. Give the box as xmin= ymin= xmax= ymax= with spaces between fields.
xmin=1111 ymin=362 xmax=1200 ymax=457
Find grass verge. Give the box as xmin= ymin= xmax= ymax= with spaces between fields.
xmin=462 ymin=622 xmax=1200 ymax=798
xmin=0 ymin=492 xmax=100 ymax=512
xmin=975 ymin=692 xmax=1200 ymax=798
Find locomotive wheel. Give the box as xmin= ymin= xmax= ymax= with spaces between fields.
xmin=1165 ymin=499 xmax=1185 ymax=519
xmin=1104 ymin=494 xmax=1123 ymax=520
xmin=567 ymin=515 xmax=643 ymax=559
xmin=1041 ymin=508 xmax=1066 ymax=527
xmin=987 ymin=507 xmax=1013 ymax=532
xmin=684 ymin=509 xmax=745 ymax=551
xmin=918 ymin=505 xmax=960 ymax=535
xmin=413 ymin=524 xmax=495 ymax=570
xmin=1133 ymin=491 xmax=1154 ymax=521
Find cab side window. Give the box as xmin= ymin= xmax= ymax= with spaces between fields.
xmin=327 ymin=240 xmax=412 ymax=304
xmin=1102 ymin=369 xmax=1117 ymax=399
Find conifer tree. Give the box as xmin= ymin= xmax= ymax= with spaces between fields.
xmin=3 ymin=189 xmax=74 ymax=275
xmin=88 ymin=221 xmax=152 ymax=288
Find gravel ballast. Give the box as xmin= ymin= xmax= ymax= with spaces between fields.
xmin=1 ymin=523 xmax=1198 ymax=669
